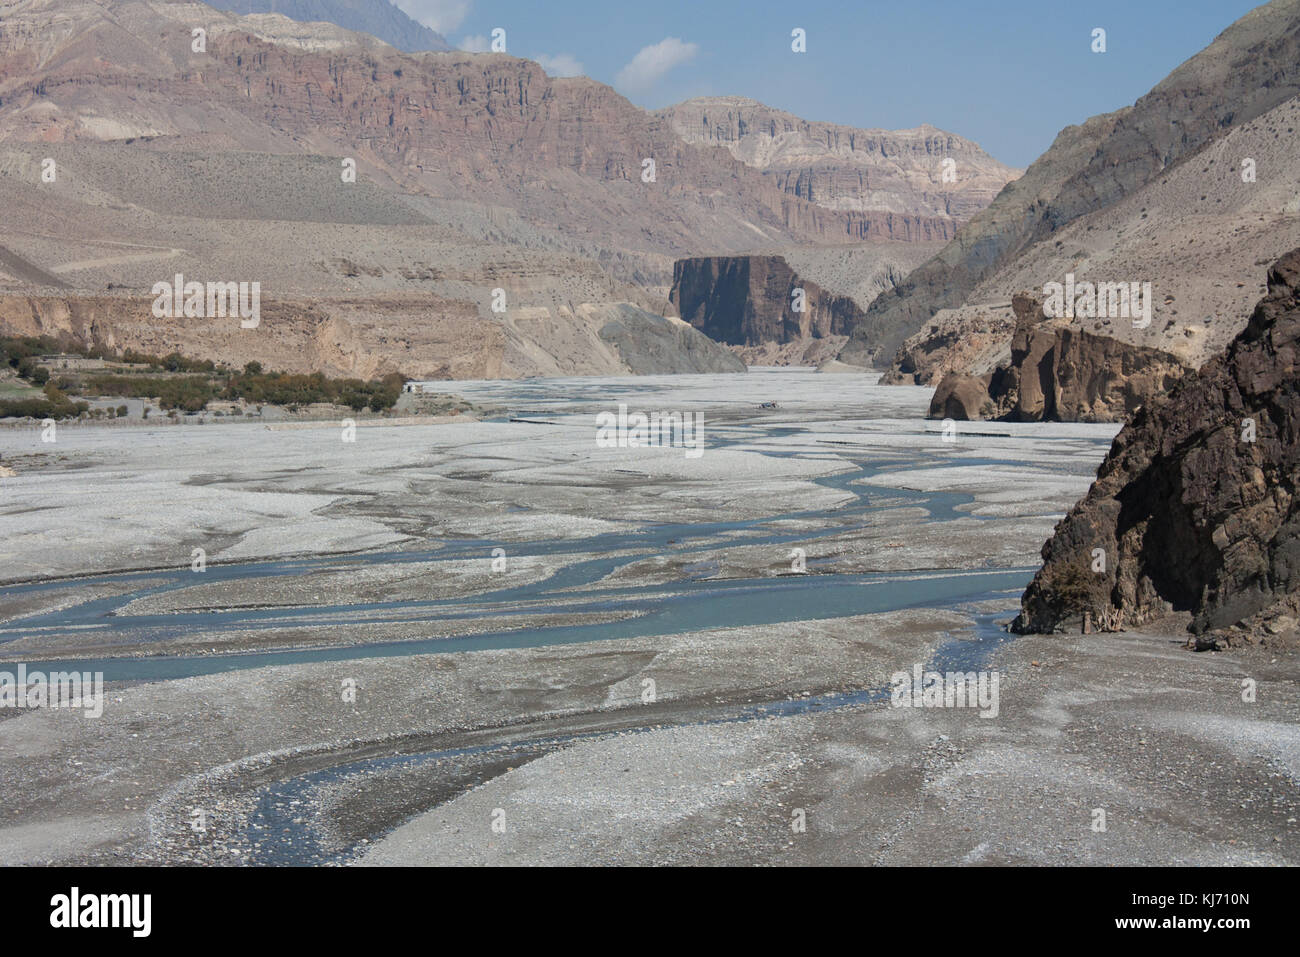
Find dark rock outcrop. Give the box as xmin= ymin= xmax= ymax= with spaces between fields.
xmin=669 ymin=255 xmax=867 ymax=347
xmin=841 ymin=0 xmax=1300 ymax=368
xmin=928 ymin=294 xmax=1189 ymax=422
xmin=1014 ymin=250 xmax=1300 ymax=638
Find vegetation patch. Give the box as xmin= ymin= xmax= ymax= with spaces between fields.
xmin=1 ymin=337 xmax=407 ymax=416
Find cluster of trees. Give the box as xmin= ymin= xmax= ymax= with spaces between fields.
xmin=0 ymin=337 xmax=84 ymax=418
xmin=83 ymin=366 xmax=405 ymax=413
xmin=119 ymin=350 xmax=218 ymax=373
xmin=223 ymin=366 xmax=404 ymax=412
xmin=84 ymin=374 xmax=215 ymax=413
xmin=1 ymin=337 xmax=406 ymax=416
xmin=2 ymin=334 xmax=119 ymax=364
xmin=2 ymin=335 xmax=59 ymax=385
xmin=0 ymin=383 xmax=90 ymax=420
xmin=3 ymin=336 xmax=220 ymax=380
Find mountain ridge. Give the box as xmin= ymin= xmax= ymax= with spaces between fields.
xmin=843 ymin=0 xmax=1300 ymax=369
xmin=658 ymin=96 xmax=1019 ymax=238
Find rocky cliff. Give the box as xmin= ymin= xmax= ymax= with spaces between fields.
xmin=670 ymin=255 xmax=867 ymax=348
xmin=843 ymin=0 xmax=1300 ymax=368
xmin=1014 ymin=251 xmax=1300 ymax=644
xmin=928 ymin=294 xmax=1188 ymax=422
xmin=658 ymin=97 xmax=1019 ymax=241
xmin=0 ymin=295 xmax=742 ymax=380
xmin=0 ymin=0 xmax=922 ymax=377
xmin=0 ymin=0 xmax=876 ymax=268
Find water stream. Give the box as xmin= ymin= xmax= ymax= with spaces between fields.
xmin=0 ymin=445 xmax=1032 ymax=681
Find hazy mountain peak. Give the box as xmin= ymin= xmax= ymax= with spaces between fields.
xmin=200 ymin=0 xmax=452 ymax=52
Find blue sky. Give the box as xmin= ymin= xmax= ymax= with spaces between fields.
xmin=394 ymin=0 xmax=1262 ymax=167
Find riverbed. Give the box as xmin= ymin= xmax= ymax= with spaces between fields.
xmin=4 ymin=370 xmax=1293 ymax=866
xmin=0 ymin=369 xmax=1110 ymax=672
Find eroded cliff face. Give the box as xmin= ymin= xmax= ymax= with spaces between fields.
xmin=0 ymin=295 xmax=741 ymax=379
xmin=0 ymin=294 xmax=503 ymax=379
xmin=657 ymin=97 xmax=1019 ymax=238
xmin=1014 ymin=250 xmax=1300 ymax=643
xmin=0 ymin=0 xmax=872 ymax=378
xmin=0 ymin=0 xmax=875 ymax=260
xmin=669 ymin=256 xmax=867 ymax=349
xmin=928 ymin=294 xmax=1188 ymax=422
xmin=883 ymin=301 xmax=1016 ymax=388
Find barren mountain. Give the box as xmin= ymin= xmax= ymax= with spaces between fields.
xmin=658 ymin=97 xmax=1019 ymax=241
xmin=846 ymin=0 xmax=1300 ymax=369
xmin=889 ymin=94 xmax=1300 ymax=386
xmin=0 ymin=0 xmax=1011 ymax=376
xmin=0 ymin=0 xmax=879 ymax=274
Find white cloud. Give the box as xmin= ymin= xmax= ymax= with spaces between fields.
xmin=615 ymin=37 xmax=699 ymax=93
xmin=458 ymin=34 xmax=491 ymax=53
xmin=393 ymin=1 xmax=472 ymax=36
xmin=533 ymin=53 xmax=585 ymax=78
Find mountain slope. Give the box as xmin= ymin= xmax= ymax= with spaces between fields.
xmin=0 ymin=0 xmax=881 ymax=284
xmin=888 ymin=94 xmax=1300 ymax=385
xmin=842 ymin=0 xmax=1300 ymax=368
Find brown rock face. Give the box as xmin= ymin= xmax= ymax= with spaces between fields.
xmin=657 ymin=97 xmax=1019 ymax=241
xmin=0 ymin=294 xmax=503 ymax=379
xmin=669 ymin=256 xmax=867 ymax=348
xmin=0 ymin=295 xmax=742 ymax=380
xmin=881 ymin=301 xmax=1016 ymax=387
xmin=0 ymin=0 xmax=878 ymax=267
xmin=1015 ymin=250 xmax=1300 ymax=637
xmin=928 ymin=294 xmax=1188 ymax=422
